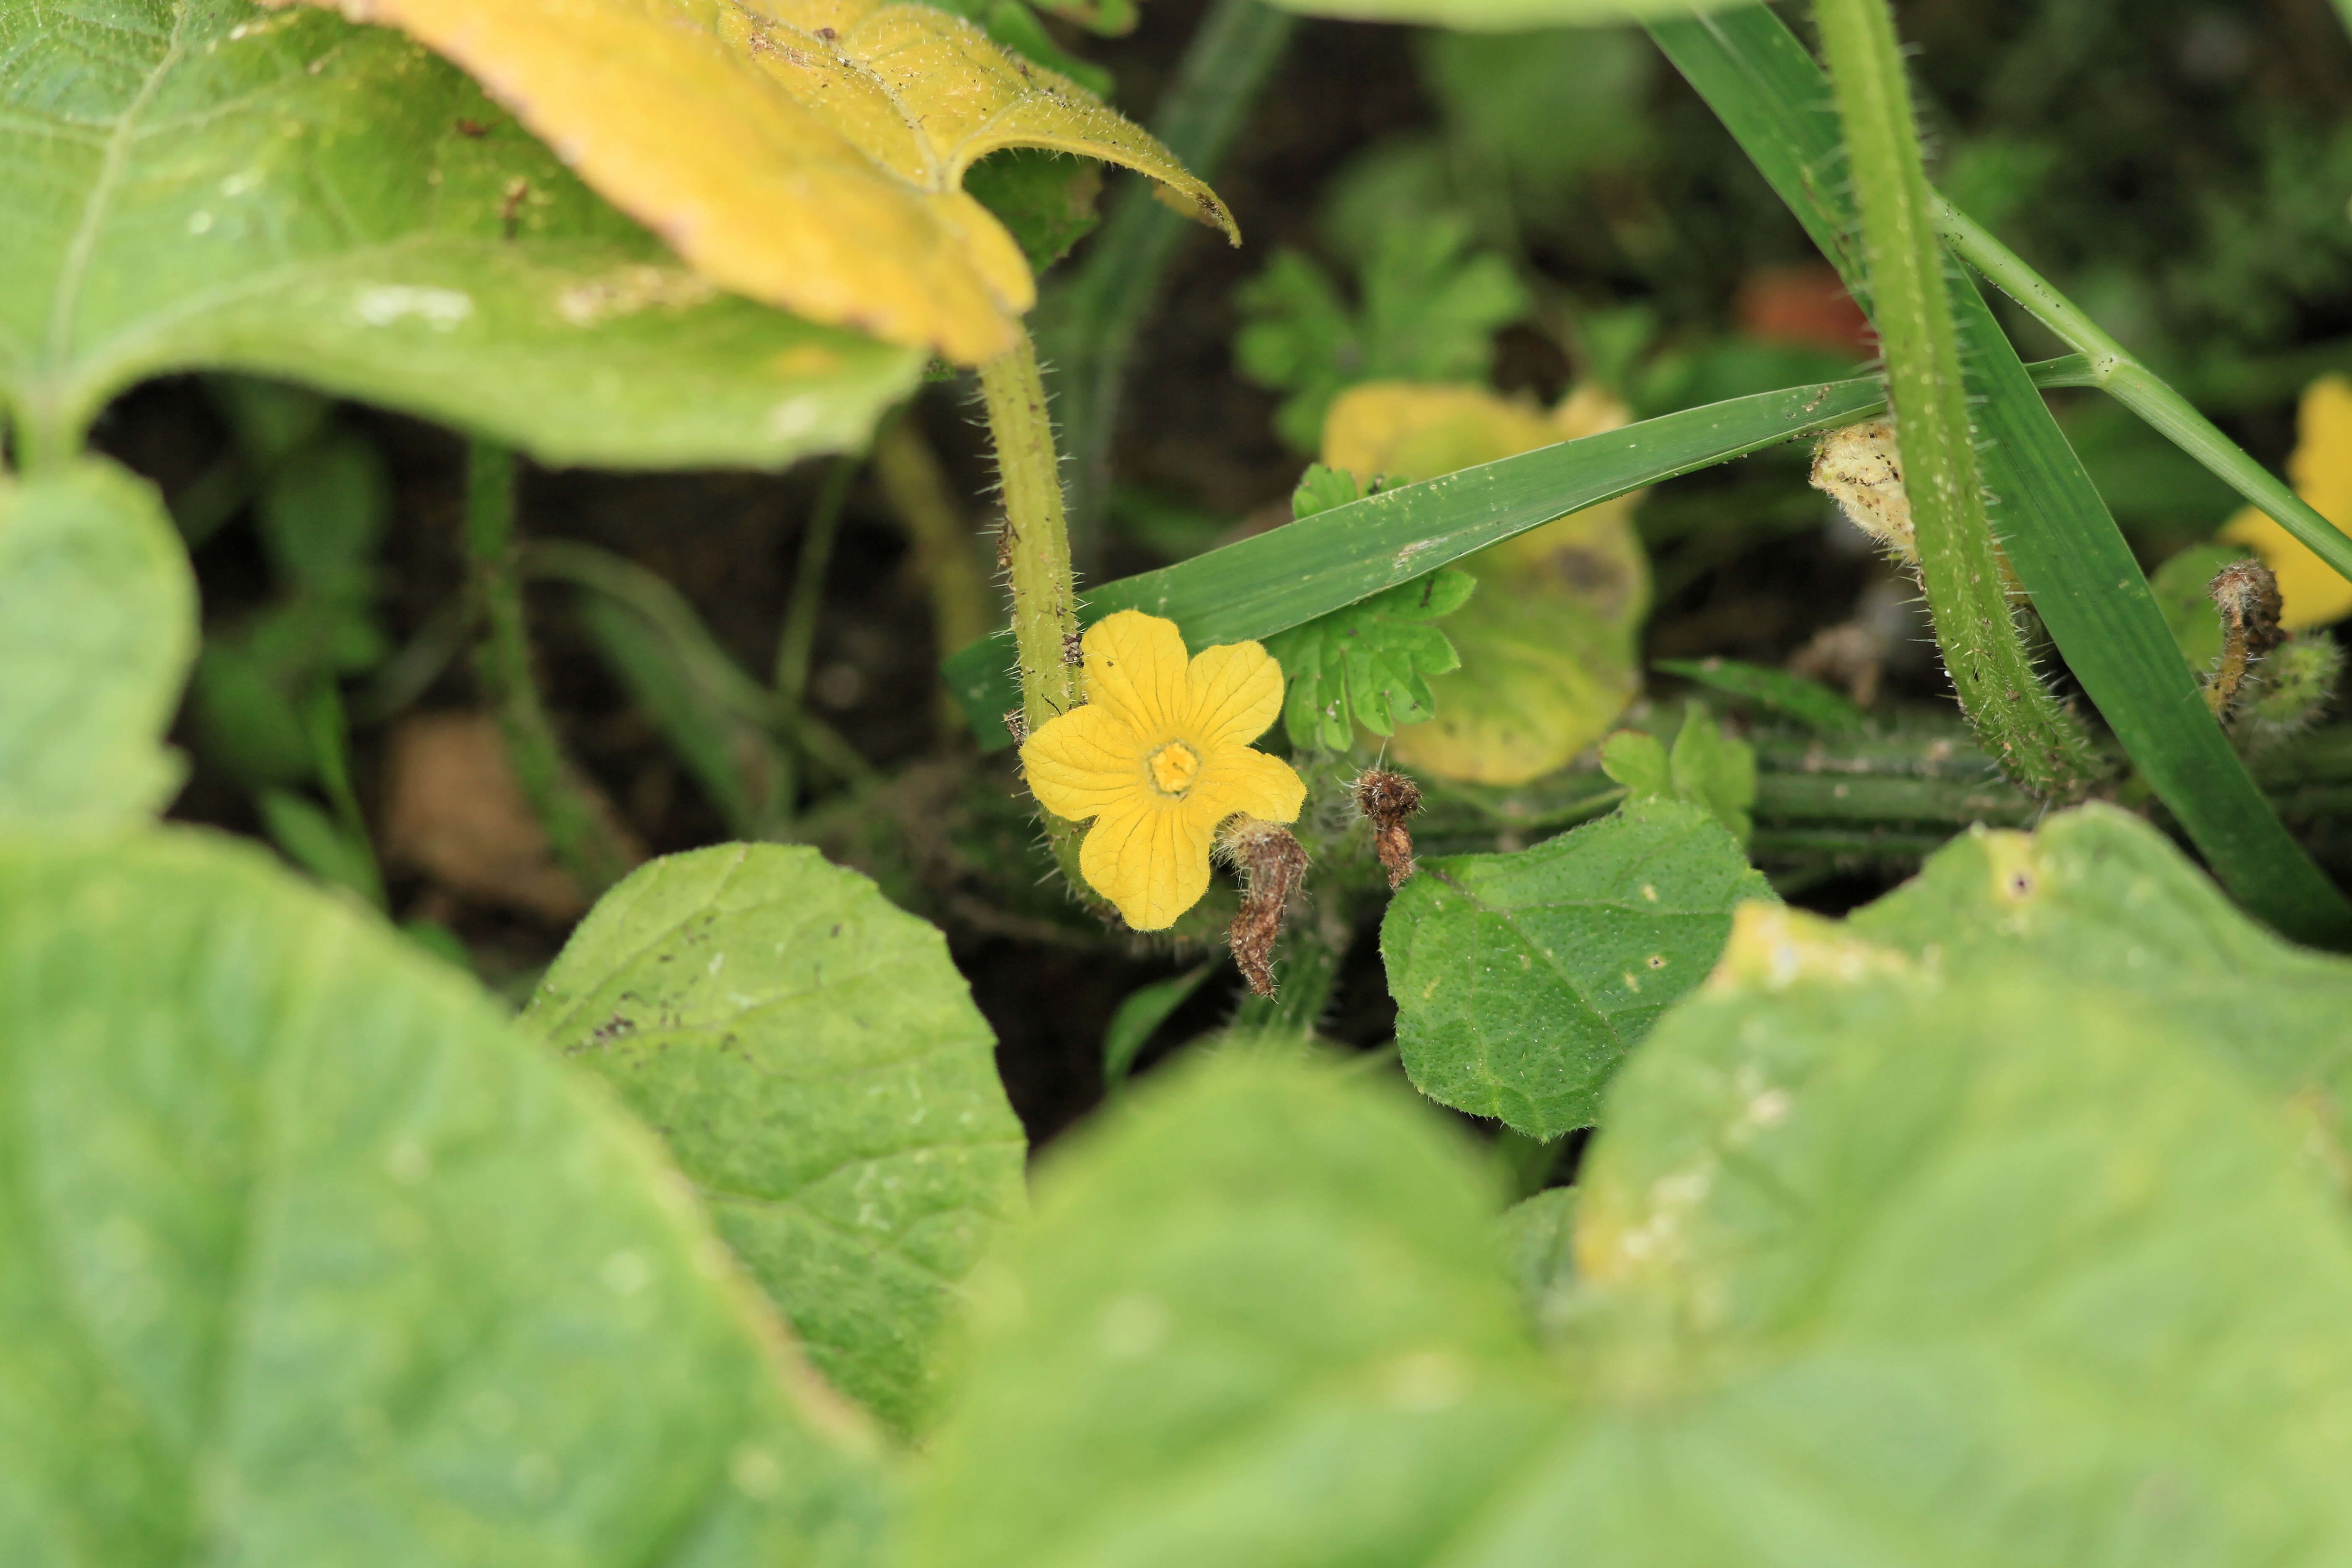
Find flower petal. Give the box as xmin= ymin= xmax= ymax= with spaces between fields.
xmin=1080 ymin=798 xmax=1214 ymax=931
xmin=1190 ymin=745 xmax=1306 ymax=828
xmin=1083 ymin=610 xmax=1191 ymax=738
xmin=1184 ymin=639 xmax=1286 ymax=751
xmin=1021 ymin=703 xmax=1147 ymax=823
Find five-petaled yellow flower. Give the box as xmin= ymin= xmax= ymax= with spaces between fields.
xmin=2220 ymin=374 xmax=2352 ymax=629
xmin=1021 ymin=610 xmax=1305 ymax=931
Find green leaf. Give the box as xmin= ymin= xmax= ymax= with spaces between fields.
xmin=1263 ymin=569 xmax=1475 ymax=749
xmin=1558 ymin=926 xmax=2352 ymax=1561
xmin=1101 ymin=962 xmax=1216 ymax=1094
xmin=1847 ymin=805 xmax=2352 ymax=1120
xmin=1289 ymin=462 xmax=1366 ymax=520
xmin=256 ymin=786 xmax=385 ymax=906
xmin=965 ymin=150 xmax=1105 ymax=274
xmin=1261 ymin=0 xmax=1749 ymax=30
xmin=1596 ymin=729 xmax=1671 ymax=798
xmin=1647 ymin=5 xmax=2352 ymax=946
xmin=1496 ymin=1185 xmax=1577 ymax=1329
xmin=1418 ymin=27 xmax=1654 ymax=207
xmin=1380 ymin=798 xmax=1774 ymax=1138
xmin=903 ymin=1055 xmax=1558 ymax=1568
xmin=2149 ymin=542 xmax=2245 ymax=673
xmin=1652 ymin=656 xmax=1868 ymax=733
xmin=523 ymin=844 xmax=1028 ymax=1437
xmin=0 ymin=0 xmax=921 ymax=470
xmin=0 ymin=459 xmax=195 ymax=827
xmin=910 ymin=975 xmax=2352 ymax=1564
xmin=1667 ymin=702 xmax=1755 ymax=847
xmin=0 ymin=830 xmax=889 ymax=1563
xmin=1235 ymin=216 xmax=1528 ymax=452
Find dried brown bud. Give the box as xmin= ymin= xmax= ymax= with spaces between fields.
xmin=2207 ymin=559 xmax=2286 ymax=721
xmin=1217 ymin=816 xmax=1308 ymax=999
xmin=1352 ymin=767 xmax=1423 ymax=889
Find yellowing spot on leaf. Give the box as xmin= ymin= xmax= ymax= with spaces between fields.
xmin=1322 ymin=382 xmax=1649 ymax=784
xmin=1708 ymin=902 xmax=1910 ymax=993
xmin=275 ymin=0 xmax=1235 ymax=363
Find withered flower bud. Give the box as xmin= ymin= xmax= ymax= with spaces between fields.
xmin=1352 ymin=767 xmax=1422 ymax=890
xmin=1217 ymin=816 xmax=1308 ymax=999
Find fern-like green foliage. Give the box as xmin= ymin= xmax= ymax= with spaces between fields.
xmin=1261 ymin=467 xmax=1476 ymax=749
xmin=1234 ymin=215 xmax=1528 ymax=451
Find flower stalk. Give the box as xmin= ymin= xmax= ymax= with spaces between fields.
xmin=979 ymin=327 xmax=1083 ymax=742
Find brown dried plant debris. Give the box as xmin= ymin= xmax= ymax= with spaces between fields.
xmin=1218 ymin=816 xmax=1308 ymax=999
xmin=1352 ymin=767 xmax=1422 ymax=890
xmin=2208 ymin=558 xmax=2287 ymax=721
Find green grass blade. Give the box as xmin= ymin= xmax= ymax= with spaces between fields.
xmin=945 ymin=373 xmax=1891 ymax=743
xmin=1650 ymin=5 xmax=2352 ymax=945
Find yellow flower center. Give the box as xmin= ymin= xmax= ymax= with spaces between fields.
xmin=1148 ymin=741 xmax=1202 ymax=798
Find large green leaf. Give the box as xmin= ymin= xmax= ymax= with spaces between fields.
xmin=1847 ymin=805 xmax=2352 ymax=1116
xmin=524 ymin=845 xmax=1027 ymax=1438
xmin=0 ymin=831 xmax=889 ymax=1565
xmin=905 ymin=958 xmax=2352 ymax=1565
xmin=1380 ymin=800 xmax=1773 ymax=1139
xmin=0 ymin=0 xmax=921 ymax=469
xmin=905 ymin=1056 xmax=1558 ymax=1568
xmin=0 ymin=459 xmax=195 ymax=826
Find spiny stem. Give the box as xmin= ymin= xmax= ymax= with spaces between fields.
xmin=1814 ymin=0 xmax=2100 ymax=800
xmin=465 ymin=440 xmax=632 ymax=896
xmin=980 ymin=326 xmax=1084 ymax=738
xmin=978 ymin=323 xmax=1092 ymax=880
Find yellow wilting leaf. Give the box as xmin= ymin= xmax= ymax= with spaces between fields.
xmin=277 ymin=0 xmax=1237 ymax=364
xmin=1323 ymin=382 xmax=1651 ymax=785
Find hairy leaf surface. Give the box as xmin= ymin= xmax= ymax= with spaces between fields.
xmin=525 ymin=844 xmax=1028 ymax=1436
xmin=1380 ymin=799 xmax=1772 ymax=1139
xmin=0 ymin=460 xmax=195 ymax=827
xmin=1263 ymin=569 xmax=1475 ymax=750
xmin=0 ymin=0 xmax=923 ymax=468
xmin=0 ymin=832 xmax=890 ymax=1565
xmin=271 ymin=0 xmax=1235 ymax=363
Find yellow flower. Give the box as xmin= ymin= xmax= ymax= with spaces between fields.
xmin=1021 ymin=610 xmax=1305 ymax=931
xmin=2218 ymin=374 xmax=2352 ymax=630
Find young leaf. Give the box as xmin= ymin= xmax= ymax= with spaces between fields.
xmin=904 ymin=1055 xmax=1559 ymax=1568
xmin=1651 ymin=656 xmax=1869 ymax=733
xmin=1496 ymin=1185 xmax=1578 ymax=1327
xmin=0 ymin=460 xmax=195 ymax=828
xmin=1262 ymin=569 xmax=1476 ymax=750
xmin=964 ymin=150 xmax=1104 ymax=273
xmin=1101 ymin=962 xmax=1216 ymax=1093
xmin=1666 ymin=701 xmax=1755 ymax=847
xmin=269 ymin=0 xmax=1237 ymax=365
xmin=0 ymin=832 xmax=889 ymax=1563
xmin=523 ymin=844 xmax=1028 ymax=1437
xmin=1380 ymin=798 xmax=1774 ymax=1139
xmin=1325 ymin=382 xmax=1649 ymax=785
xmin=0 ymin=1 xmax=921 ymax=470
xmin=1235 ymin=216 xmax=1528 ymax=451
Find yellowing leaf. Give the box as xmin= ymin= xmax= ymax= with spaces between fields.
xmin=1323 ymin=382 xmax=1650 ymax=784
xmin=280 ymin=0 xmax=1235 ymax=363
xmin=2220 ymin=375 xmax=2352 ymax=630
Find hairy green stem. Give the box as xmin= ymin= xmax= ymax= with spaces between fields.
xmin=1039 ymin=0 xmax=1295 ymax=562
xmin=1815 ymin=0 xmax=2099 ymax=799
xmin=774 ymin=455 xmax=857 ymax=703
xmin=1935 ymin=199 xmax=2352 ymax=589
xmin=465 ymin=441 xmax=632 ymax=896
xmin=980 ymin=329 xmax=1083 ymax=738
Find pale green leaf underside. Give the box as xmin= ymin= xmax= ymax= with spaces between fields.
xmin=1380 ymin=799 xmax=1774 ymax=1138
xmin=1260 ymin=0 xmax=1750 ymax=33
xmin=0 ymin=1 xmax=921 ymax=469
xmin=907 ymin=966 xmax=2352 ymax=1565
xmin=0 ymin=459 xmax=195 ymax=826
xmin=524 ymin=844 xmax=1028 ymax=1437
xmin=0 ymin=830 xmax=889 ymax=1567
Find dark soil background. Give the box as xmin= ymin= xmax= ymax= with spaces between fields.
xmin=102 ymin=0 xmax=2352 ymax=1147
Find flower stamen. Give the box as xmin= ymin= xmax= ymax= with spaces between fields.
xmin=1148 ymin=741 xmax=1202 ymax=797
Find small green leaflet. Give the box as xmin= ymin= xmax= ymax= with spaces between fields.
xmin=1599 ymin=703 xmax=1758 ymax=847
xmin=1652 ymin=656 xmax=1868 ymax=733
xmin=1266 ymin=570 xmax=1476 ymax=750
